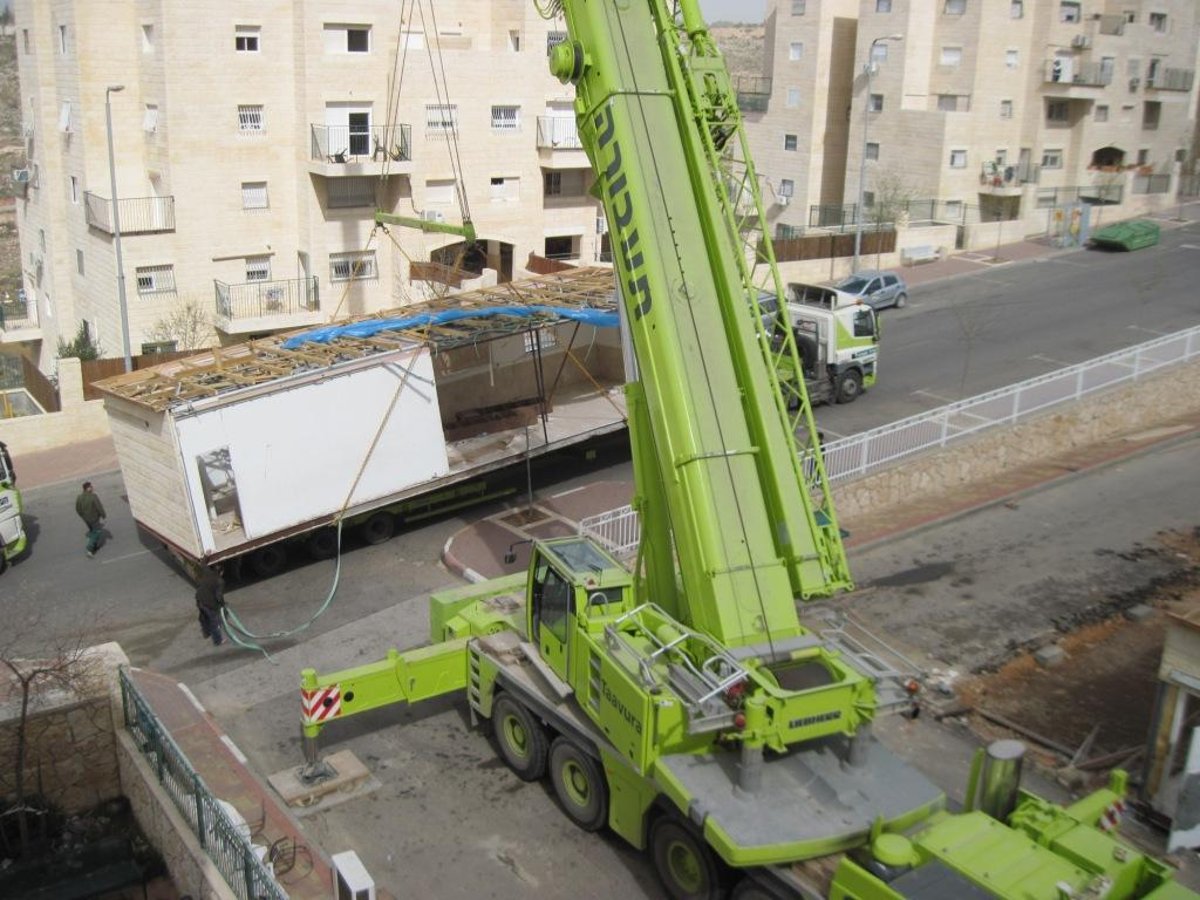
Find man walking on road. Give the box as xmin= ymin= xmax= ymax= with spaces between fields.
xmin=74 ymin=481 xmax=106 ymax=558
xmin=195 ymin=565 xmax=226 ymax=647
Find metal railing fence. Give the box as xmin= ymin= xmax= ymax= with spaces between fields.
xmin=119 ymin=669 xmax=286 ymax=900
xmin=580 ymin=325 xmax=1200 ymax=557
xmin=1132 ymin=173 xmax=1172 ymax=195
xmin=84 ymin=192 xmax=176 ymax=234
xmin=310 ymin=123 xmax=412 ymax=164
xmin=215 ymin=276 xmax=319 ymax=320
xmin=536 ymin=116 xmax=583 ymax=149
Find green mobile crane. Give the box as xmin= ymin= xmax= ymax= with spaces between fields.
xmin=299 ymin=1 xmax=1195 ymax=897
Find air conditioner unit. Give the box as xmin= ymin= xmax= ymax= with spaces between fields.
xmin=1129 ymin=76 xmax=1141 ymax=89
xmin=12 ymin=169 xmax=30 ymax=184
xmin=1071 ymin=34 xmax=1091 ymax=49
xmin=778 ymin=194 xmax=790 ymax=206
xmin=421 ymin=209 xmax=445 ymax=223
xmin=332 ymin=851 xmax=376 ymax=900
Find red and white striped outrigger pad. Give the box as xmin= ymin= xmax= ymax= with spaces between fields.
xmin=1098 ymin=798 xmax=1127 ymax=832
xmin=302 ymin=684 xmax=342 ymax=725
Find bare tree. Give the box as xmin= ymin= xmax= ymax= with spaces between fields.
xmin=867 ymin=168 xmax=928 ymax=269
xmin=146 ymin=299 xmax=216 ymax=351
xmin=0 ymin=636 xmax=98 ymax=856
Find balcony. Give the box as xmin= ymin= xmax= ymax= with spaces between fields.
xmin=979 ymin=161 xmax=1039 ymax=195
xmin=1042 ymin=60 xmax=1111 ymax=94
xmin=0 ymin=294 xmax=40 ymax=343
xmin=308 ymin=124 xmax=413 ymax=178
xmin=735 ymin=76 xmax=772 ymax=113
xmin=536 ymin=116 xmax=588 ymax=169
xmin=1098 ymin=15 xmax=1125 ymax=35
xmin=213 ymin=276 xmax=321 ymax=335
xmin=1147 ymin=68 xmax=1195 ymax=92
xmin=83 ymin=192 xmax=175 ymax=235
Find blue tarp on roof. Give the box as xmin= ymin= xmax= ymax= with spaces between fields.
xmin=281 ymin=305 xmax=619 ymax=349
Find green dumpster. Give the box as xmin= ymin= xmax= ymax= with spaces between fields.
xmin=1089 ymin=219 xmax=1161 ymax=251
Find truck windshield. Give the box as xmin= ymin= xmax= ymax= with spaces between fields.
xmin=547 ymin=539 xmax=617 ymax=575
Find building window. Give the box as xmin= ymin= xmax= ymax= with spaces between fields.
xmin=69 ymin=175 xmax=79 ymax=204
xmin=1148 ymin=12 xmax=1167 ymax=33
xmin=76 ymin=249 xmax=84 ymax=276
xmin=327 ymin=177 xmax=375 ymax=209
xmin=58 ymin=24 xmax=67 ymax=54
xmin=791 ymin=0 xmax=806 ymax=14
xmin=330 ymin=250 xmax=377 ymax=282
xmin=789 ymin=42 xmax=803 ymax=61
xmin=1060 ymin=2 xmax=1081 ymax=23
xmin=245 ymin=257 xmax=271 ymax=282
xmin=491 ymin=105 xmax=520 ymax=131
xmin=1047 ymin=101 xmax=1069 ymax=123
xmin=940 ymin=46 xmax=962 ymax=67
xmin=863 ymin=191 xmax=875 ymax=207
xmin=1137 ymin=148 xmax=1149 ymax=166
xmin=865 ymin=142 xmax=880 ymax=161
xmin=22 ymin=29 xmax=29 ymax=53
xmin=876 ymin=0 xmax=892 ymax=11
xmin=323 ymin=24 xmax=370 ymax=53
xmin=871 ymin=42 xmax=889 ymax=63
xmin=490 ymin=176 xmax=519 ymax=201
xmin=1095 ymin=104 xmax=1109 ymax=122
xmin=949 ymin=149 xmax=967 ymax=168
xmin=1000 ymin=99 xmax=1013 ymax=118
xmin=508 ymin=30 xmax=520 ymax=51
xmin=945 ymin=200 xmax=963 ymax=217
xmin=779 ymin=179 xmax=795 ymax=198
xmin=544 ymin=236 xmax=578 ymax=261
xmin=937 ymin=94 xmax=967 ymax=112
xmin=783 ymin=133 xmax=798 ymax=151
xmin=237 ymin=105 xmax=265 ymax=133
xmin=944 ymin=0 xmax=966 ymax=14
xmin=1124 ymin=11 xmax=1137 ymax=24
xmin=141 ymin=341 xmax=177 ymax=355
xmin=546 ymin=31 xmax=568 ymax=54
xmin=143 ymin=104 xmax=159 ymax=133
xmin=1041 ymin=149 xmax=1063 ymax=169
xmin=425 ymin=179 xmax=456 ymax=205
xmin=1011 ymin=1 xmax=1023 ymax=18
xmin=868 ymin=93 xmax=884 ymax=112
xmin=241 ymin=181 xmax=269 ymax=210
xmin=141 ymin=25 xmax=154 ymax=53
xmin=786 ymin=88 xmax=801 ymax=108
xmin=136 ymin=264 xmax=176 ymax=295
xmin=1005 ymin=50 xmax=1019 ymax=69
xmin=1142 ymin=101 xmax=1160 ymax=130
xmin=544 ymin=171 xmax=563 ymax=196
xmin=235 ymin=25 xmax=260 ymax=52
xmin=1100 ymin=56 xmax=1115 ymax=82
xmin=995 ymin=149 xmax=1008 ymax=166
xmin=58 ymin=101 xmax=72 ymax=133
xmin=426 ymin=103 xmax=458 ymax=134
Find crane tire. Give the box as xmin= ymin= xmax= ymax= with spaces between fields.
xmin=548 ymin=738 xmax=608 ymax=832
xmin=650 ymin=815 xmax=722 ymax=900
xmin=492 ymin=694 xmax=548 ymax=782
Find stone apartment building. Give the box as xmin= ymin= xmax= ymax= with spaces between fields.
xmin=8 ymin=0 xmax=602 ymax=373
xmin=746 ymin=0 xmax=1199 ymax=236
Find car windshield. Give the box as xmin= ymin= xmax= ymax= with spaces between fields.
xmin=836 ymin=276 xmax=870 ymax=293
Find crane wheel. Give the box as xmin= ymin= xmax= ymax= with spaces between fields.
xmin=548 ymin=738 xmax=608 ymax=832
xmin=358 ymin=512 xmax=395 ymax=546
xmin=650 ymin=815 xmax=722 ymax=900
xmin=492 ymin=695 xmax=548 ymax=781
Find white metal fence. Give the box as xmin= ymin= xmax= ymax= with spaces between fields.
xmin=580 ymin=325 xmax=1200 ymax=556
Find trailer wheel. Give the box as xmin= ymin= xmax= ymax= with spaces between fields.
xmin=358 ymin=512 xmax=395 ymax=546
xmin=250 ymin=545 xmax=287 ymax=579
xmin=548 ymin=738 xmax=608 ymax=832
xmin=651 ymin=816 xmax=722 ymax=900
xmin=492 ymin=695 xmax=548 ymax=781
xmin=306 ymin=528 xmax=338 ymax=560
xmin=835 ymin=369 xmax=863 ymax=404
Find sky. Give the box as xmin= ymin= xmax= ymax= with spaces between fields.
xmin=699 ymin=0 xmax=766 ymax=24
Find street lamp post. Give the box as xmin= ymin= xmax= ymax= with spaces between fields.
xmin=105 ymin=84 xmax=132 ymax=373
xmin=853 ymin=35 xmax=903 ymax=275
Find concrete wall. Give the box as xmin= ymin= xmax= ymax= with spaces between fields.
xmin=834 ymin=357 xmax=1200 ymax=523
xmin=0 ymin=357 xmax=110 ymax=453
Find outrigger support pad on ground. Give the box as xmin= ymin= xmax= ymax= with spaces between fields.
xmin=298 ymin=732 xmax=336 ymax=784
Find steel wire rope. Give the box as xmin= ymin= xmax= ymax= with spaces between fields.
xmin=609 ymin=3 xmax=778 ymax=655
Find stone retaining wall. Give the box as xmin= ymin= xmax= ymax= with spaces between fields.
xmin=834 ymin=358 xmax=1200 ymax=523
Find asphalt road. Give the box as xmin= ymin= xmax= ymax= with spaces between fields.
xmin=815 ymin=220 xmax=1200 ymax=439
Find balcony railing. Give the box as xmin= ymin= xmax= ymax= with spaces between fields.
xmin=536 ymin=116 xmax=582 ymax=149
xmin=735 ymin=75 xmax=772 ymax=113
xmin=1043 ymin=61 xmax=1111 ymax=87
xmin=979 ymin=161 xmax=1039 ymax=190
xmin=214 ymin=276 xmax=319 ymax=320
xmin=1147 ymin=68 xmax=1195 ymax=92
xmin=310 ymin=124 xmax=411 ymax=164
xmin=0 ymin=296 xmax=35 ymax=330
xmin=83 ymin=192 xmax=176 ymax=234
